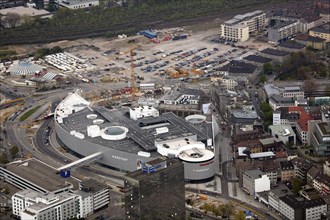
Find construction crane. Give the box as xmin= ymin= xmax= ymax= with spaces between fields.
xmin=121 ymin=45 xmax=141 ymax=100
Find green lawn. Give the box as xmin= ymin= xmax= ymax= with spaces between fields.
xmin=19 ymin=105 xmax=40 ymax=122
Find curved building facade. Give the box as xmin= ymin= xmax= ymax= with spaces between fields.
xmin=54 ymin=91 xmax=215 ymax=181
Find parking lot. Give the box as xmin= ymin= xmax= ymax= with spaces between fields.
xmin=35 ymin=27 xmax=272 ymax=88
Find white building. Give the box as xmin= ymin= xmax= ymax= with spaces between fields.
xmin=129 ymin=106 xmax=159 ymax=120
xmin=242 ymin=169 xmax=270 ymax=195
xmin=278 ymin=195 xmax=327 ymax=220
xmin=79 ymin=179 xmax=110 ymax=211
xmin=13 ymin=179 xmax=110 ymax=219
xmin=13 ymin=189 xmax=80 ymax=220
xmin=268 ymin=185 xmax=293 ymax=212
xmin=220 ymin=10 xmax=266 ymax=42
xmin=269 ymin=125 xmax=296 ymax=146
xmin=220 ymin=24 xmax=249 ymax=42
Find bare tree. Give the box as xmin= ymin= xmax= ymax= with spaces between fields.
xmin=3 ymin=13 xmax=21 ymax=28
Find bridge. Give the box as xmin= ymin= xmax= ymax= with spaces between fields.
xmin=56 ymin=152 xmax=103 ymax=177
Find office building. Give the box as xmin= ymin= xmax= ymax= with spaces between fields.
xmin=124 ymin=158 xmax=185 ymax=220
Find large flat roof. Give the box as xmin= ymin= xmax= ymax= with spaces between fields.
xmin=6 ymin=158 xmax=79 ymax=192
xmin=59 ymin=106 xmax=210 ymax=154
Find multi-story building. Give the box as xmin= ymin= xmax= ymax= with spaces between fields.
xmin=309 ymin=26 xmax=330 ymax=42
xmin=13 ymin=179 xmax=110 ymax=219
xmin=269 ymin=125 xmax=296 ymax=147
xmin=291 ymin=157 xmax=313 ymax=184
xmin=268 ymin=20 xmax=301 ymax=44
xmin=308 ymin=166 xmax=330 ymax=196
xmin=272 ymin=106 xmax=318 ymax=145
xmin=268 ymin=184 xmax=293 ymax=212
xmin=78 ymin=179 xmax=110 ymax=212
xmin=220 ymin=10 xmax=266 ymax=42
xmin=278 ymin=195 xmax=327 ymax=220
xmin=311 ymin=122 xmax=330 ymax=156
xmin=220 ymin=24 xmax=249 ymax=42
xmin=12 ymin=189 xmax=80 ymax=220
xmin=280 ymin=161 xmax=295 ymax=182
xmin=282 ymin=86 xmax=304 ymax=99
xmin=312 ymin=172 xmax=330 ymax=195
xmin=242 ymin=169 xmax=270 ymax=195
xmin=124 ymin=158 xmax=185 ymax=220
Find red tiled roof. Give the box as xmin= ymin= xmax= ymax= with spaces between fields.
xmin=288 ymin=106 xmax=314 ymax=131
xmin=276 ymin=151 xmax=288 ymax=158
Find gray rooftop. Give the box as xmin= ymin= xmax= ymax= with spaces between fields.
xmin=60 ymin=107 xmax=210 ymax=154
xmin=5 ymin=159 xmax=79 ymax=192
xmin=243 ymin=169 xmax=265 ymax=179
xmin=272 ymin=20 xmax=298 ymax=30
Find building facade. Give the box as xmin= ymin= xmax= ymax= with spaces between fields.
xmin=309 ymin=27 xmax=330 ymax=42
xmin=242 ymin=169 xmax=270 ymax=195
xmin=311 ymin=122 xmax=330 ymax=156
xmin=268 ymin=20 xmax=301 ymax=44
xmin=220 ymin=10 xmax=266 ymax=42
xmin=280 ymin=161 xmax=295 ymax=182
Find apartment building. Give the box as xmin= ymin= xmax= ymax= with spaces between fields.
xmin=220 ymin=10 xmax=266 ymax=42
xmin=311 ymin=122 xmax=330 ymax=156
xmin=280 ymin=161 xmax=295 ymax=182
xmin=278 ymin=195 xmax=327 ymax=220
xmin=242 ymin=169 xmax=270 ymax=195
xmin=268 ymin=20 xmax=301 ymax=44
xmin=309 ymin=26 xmax=330 ymax=42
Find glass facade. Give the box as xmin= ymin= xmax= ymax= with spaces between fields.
xmin=124 ymin=159 xmax=185 ymax=220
